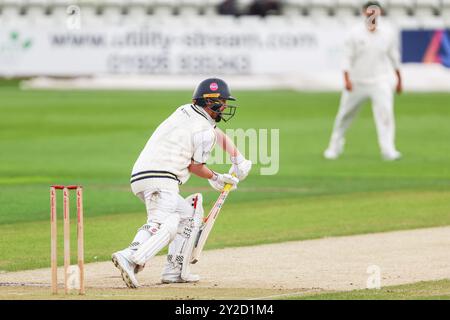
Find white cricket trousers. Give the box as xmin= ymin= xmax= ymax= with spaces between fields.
xmin=327 ymin=82 xmax=398 ymax=155
xmin=136 ymin=189 xmax=192 ymax=224
xmin=130 ymin=189 xmax=192 ymax=247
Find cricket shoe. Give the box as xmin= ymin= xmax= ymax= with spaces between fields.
xmin=324 ymin=138 xmax=345 ymax=160
xmin=112 ymin=250 xmax=140 ymax=289
xmin=161 ymin=273 xmax=200 ymax=284
xmin=161 ymin=263 xmax=200 ymax=283
xmin=382 ymin=151 xmax=402 ymax=161
xmin=323 ymin=148 xmax=340 ymax=160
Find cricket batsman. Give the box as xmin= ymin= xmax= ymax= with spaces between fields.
xmin=324 ymin=1 xmax=403 ymax=161
xmin=112 ymin=78 xmax=252 ymax=288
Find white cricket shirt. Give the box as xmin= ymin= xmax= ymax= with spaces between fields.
xmin=131 ymin=104 xmax=217 ymax=194
xmin=342 ymin=20 xmax=400 ymax=85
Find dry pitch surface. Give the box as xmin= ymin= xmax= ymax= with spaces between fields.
xmin=1 ymin=226 xmax=449 ymax=300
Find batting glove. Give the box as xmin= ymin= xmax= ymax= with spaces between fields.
xmin=208 ymin=172 xmax=239 ymax=192
xmin=229 ymin=154 xmax=252 ymax=181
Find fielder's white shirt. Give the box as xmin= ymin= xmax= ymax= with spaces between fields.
xmin=131 ymin=104 xmax=217 ymax=194
xmin=342 ymin=20 xmax=400 ymax=85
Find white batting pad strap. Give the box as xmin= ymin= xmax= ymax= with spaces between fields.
xmin=131 ymin=215 xmax=179 ymax=266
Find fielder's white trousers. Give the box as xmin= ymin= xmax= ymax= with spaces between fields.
xmin=327 ymin=82 xmax=398 ymax=156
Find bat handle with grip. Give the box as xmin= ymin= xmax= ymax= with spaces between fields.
xmin=222 ymin=173 xmax=237 ymax=192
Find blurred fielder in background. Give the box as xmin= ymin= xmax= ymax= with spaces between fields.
xmin=324 ymin=1 xmax=403 ymax=161
xmin=112 ymin=78 xmax=252 ymax=288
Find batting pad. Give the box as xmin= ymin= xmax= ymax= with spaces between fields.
xmin=131 ymin=215 xmax=179 ymax=265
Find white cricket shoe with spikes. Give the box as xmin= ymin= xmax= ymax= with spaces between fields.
xmin=112 ymin=249 xmax=140 ymax=289
xmin=161 ymin=263 xmax=200 ymax=284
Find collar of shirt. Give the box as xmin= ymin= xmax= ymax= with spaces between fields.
xmin=191 ymin=104 xmax=217 ymax=127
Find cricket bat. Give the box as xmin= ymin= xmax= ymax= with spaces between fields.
xmin=190 ymin=179 xmax=235 ymax=264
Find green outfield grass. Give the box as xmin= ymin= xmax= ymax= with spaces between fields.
xmin=289 ymin=279 xmax=450 ymax=300
xmin=1 ymin=84 xmax=450 ymax=272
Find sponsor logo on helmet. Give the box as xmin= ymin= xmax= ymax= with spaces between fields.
xmin=210 ymin=82 xmax=218 ymax=91
xmin=203 ymin=93 xmax=221 ymax=98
